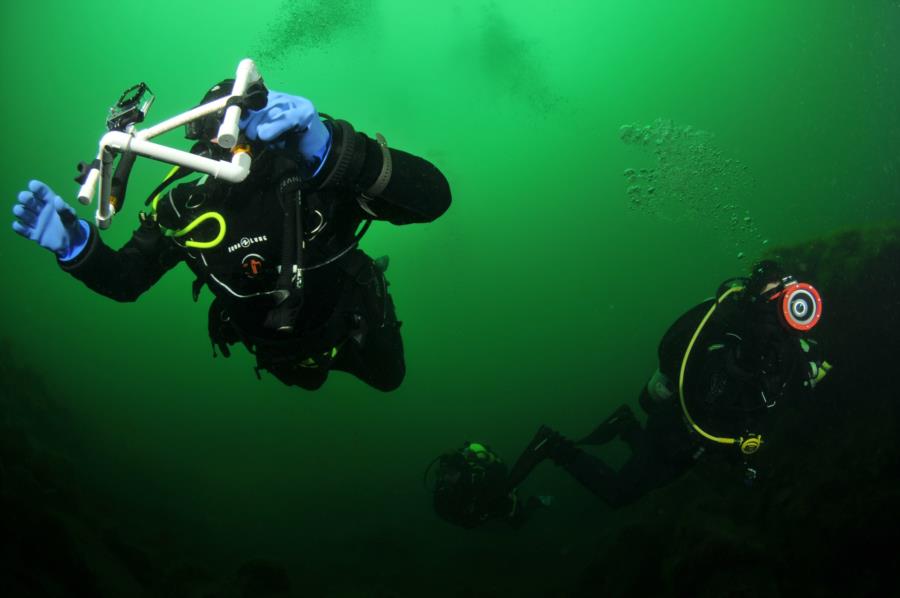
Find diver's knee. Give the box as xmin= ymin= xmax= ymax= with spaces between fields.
xmin=370 ymin=363 xmax=405 ymax=392
xmin=372 ymin=378 xmax=403 ymax=392
xmin=292 ymin=374 xmax=328 ymax=391
xmin=271 ymin=366 xmax=328 ymax=390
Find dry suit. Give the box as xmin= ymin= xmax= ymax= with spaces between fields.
xmin=529 ymin=294 xmax=829 ymax=508
xmin=58 ymin=119 xmax=451 ymax=391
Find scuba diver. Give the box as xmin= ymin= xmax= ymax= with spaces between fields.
xmin=427 ymin=261 xmax=832 ymax=526
xmin=425 ymin=441 xmax=553 ymax=529
xmin=11 ymin=79 xmax=451 ymax=391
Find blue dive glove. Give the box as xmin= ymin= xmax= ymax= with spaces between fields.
xmin=12 ymin=180 xmax=90 ymax=261
xmin=239 ymin=91 xmax=332 ymax=178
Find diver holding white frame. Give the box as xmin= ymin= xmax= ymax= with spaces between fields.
xmin=11 ymin=58 xmax=452 ymax=391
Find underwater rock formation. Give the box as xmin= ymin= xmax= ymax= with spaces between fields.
xmin=0 ymin=346 xmax=102 ymax=596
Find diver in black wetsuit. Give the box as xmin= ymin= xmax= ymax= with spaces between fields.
xmin=11 ymin=80 xmax=451 ymax=391
xmin=428 ymin=261 xmax=831 ymax=525
xmin=426 ymin=441 xmax=552 ymax=529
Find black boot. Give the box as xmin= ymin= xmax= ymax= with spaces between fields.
xmin=507 ymin=425 xmax=579 ymax=489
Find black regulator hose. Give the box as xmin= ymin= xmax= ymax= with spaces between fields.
xmin=110 ymin=151 xmax=137 ymax=213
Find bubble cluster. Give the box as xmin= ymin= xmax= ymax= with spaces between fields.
xmin=619 ymin=119 xmax=765 ymax=258
xmin=252 ymin=0 xmax=374 ymax=65
xmin=477 ymin=7 xmax=562 ymax=114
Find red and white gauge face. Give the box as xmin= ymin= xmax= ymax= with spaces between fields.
xmin=779 ymin=282 xmax=822 ymax=331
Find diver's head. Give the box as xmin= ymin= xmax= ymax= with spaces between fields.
xmin=185 ymin=78 xmax=268 ymax=159
xmin=747 ymin=260 xmax=786 ymax=298
xmin=185 ymin=79 xmax=235 ymax=149
xmin=426 ymin=442 xmax=508 ymax=529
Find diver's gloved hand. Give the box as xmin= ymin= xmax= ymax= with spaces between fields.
xmin=12 ymin=180 xmax=90 ymax=261
xmin=239 ymin=91 xmax=331 ymax=178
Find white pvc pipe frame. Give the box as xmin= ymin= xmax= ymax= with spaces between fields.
xmin=78 ymin=58 xmax=262 ymax=229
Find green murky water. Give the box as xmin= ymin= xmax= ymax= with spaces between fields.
xmin=1 ymin=1 xmax=898 ymax=595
